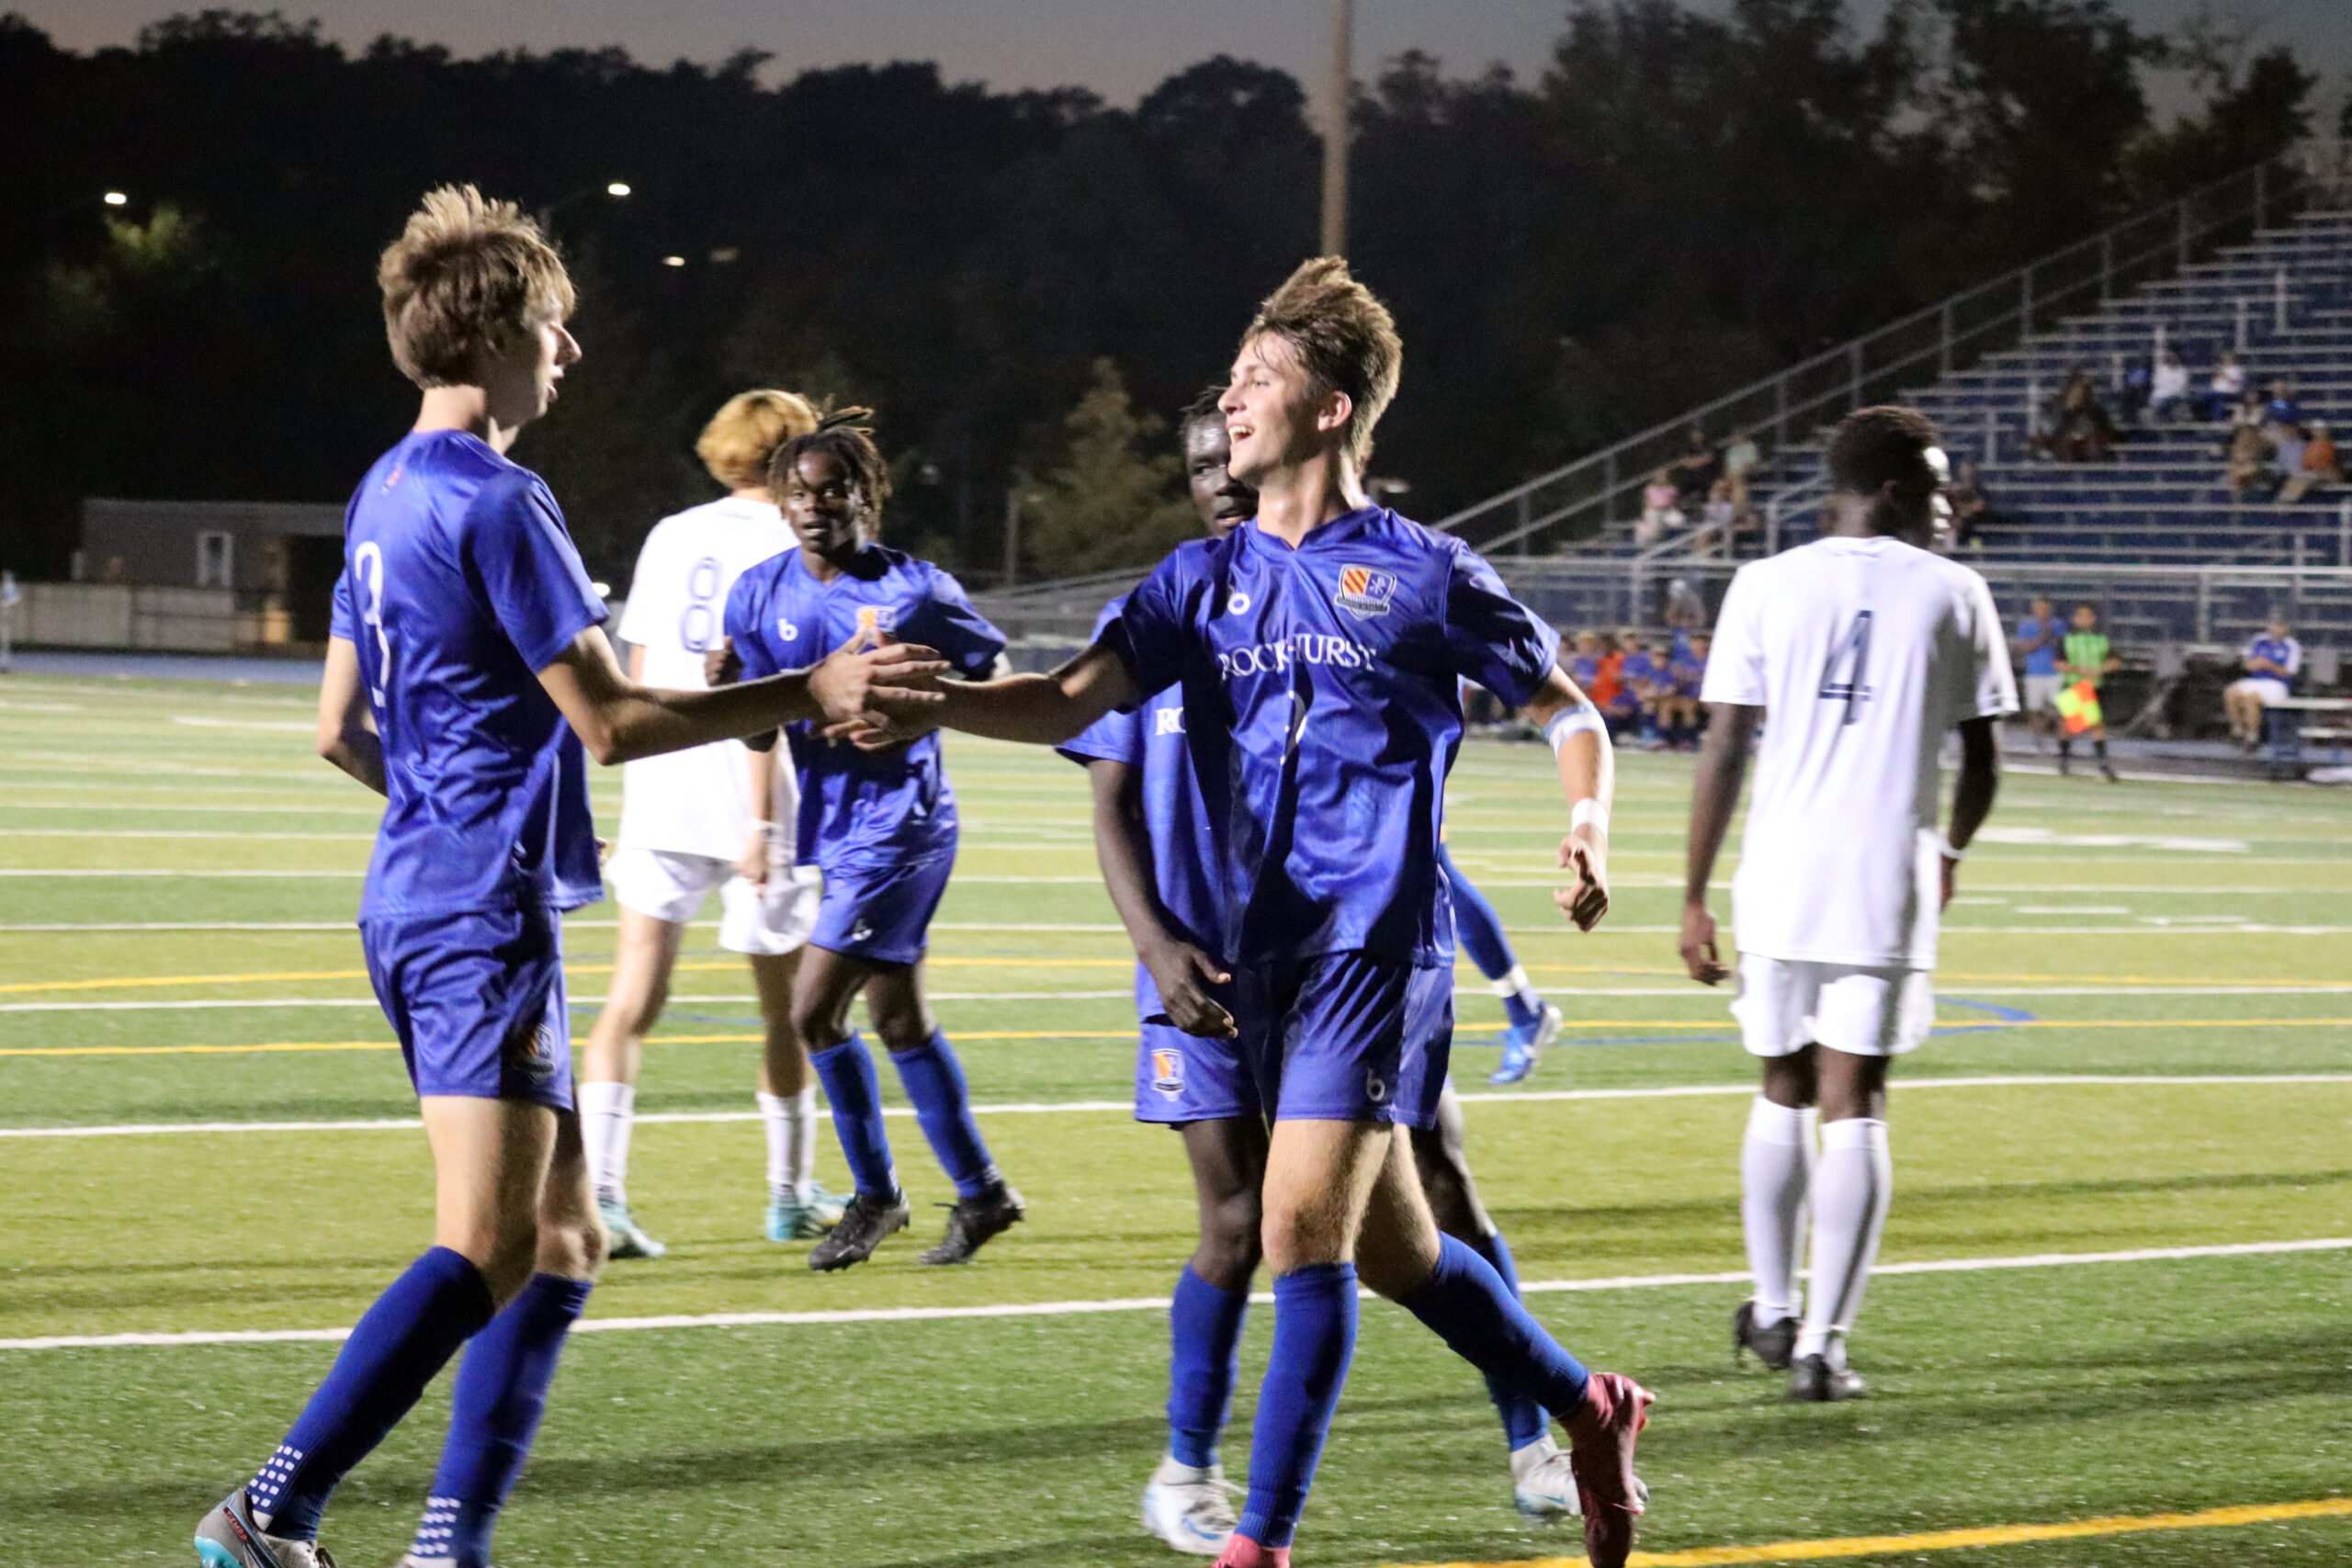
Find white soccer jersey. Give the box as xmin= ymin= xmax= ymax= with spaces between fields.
xmin=615 ymin=496 xmax=797 ymax=862
xmin=1702 ymin=534 xmax=2017 ymax=971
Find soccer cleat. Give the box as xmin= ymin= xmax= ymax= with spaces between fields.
xmin=1212 ymin=1534 xmax=1288 ymax=1568
xmin=765 ymin=1183 xmax=849 ymax=1242
xmin=1788 ymin=1353 xmax=1868 ymax=1403
xmin=1487 ymin=1002 xmax=1565 ymax=1085
xmin=807 ymin=1189 xmax=910 ymax=1271
xmin=1733 ymin=1300 xmax=1799 ymax=1371
xmin=1509 ymin=1434 xmax=1582 ymax=1518
xmin=919 ymin=1182 xmax=1026 ymax=1266
xmin=598 ymin=1197 xmax=667 ymax=1259
xmin=194 ymin=1489 xmax=339 ymax=1568
xmin=1141 ymin=1456 xmax=1241 ymax=1555
xmin=2099 ymin=761 xmax=2120 ymax=783
xmin=1565 ymin=1371 xmax=1655 ymax=1568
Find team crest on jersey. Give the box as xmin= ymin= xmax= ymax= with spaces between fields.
xmin=1334 ymin=565 xmax=1396 ymax=620
xmin=854 ymin=604 xmax=899 ymax=638
xmin=1150 ymin=1047 xmax=1186 ymax=1099
xmin=1153 ymin=707 xmax=1185 ymax=737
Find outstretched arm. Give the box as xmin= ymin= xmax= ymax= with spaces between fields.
xmin=316 ymin=637 xmax=387 ymax=796
xmin=1680 ymin=701 xmax=1759 ymax=984
xmin=537 ymin=625 xmax=944 ymax=765
xmin=1085 ymin=758 xmax=1234 ymax=1038
xmin=868 ymin=640 xmax=1140 ymax=747
xmin=1521 ymin=664 xmax=1616 ymax=931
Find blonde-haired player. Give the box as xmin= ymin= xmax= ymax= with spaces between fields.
xmin=580 ymin=389 xmax=856 ymax=1257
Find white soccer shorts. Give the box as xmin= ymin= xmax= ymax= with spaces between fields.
xmin=2227 ymin=677 xmax=2290 ymax=706
xmin=2021 ymin=674 xmax=2063 ymax=714
xmin=1731 ymin=954 xmax=1935 ymax=1059
xmin=606 ymin=846 xmax=820 ymax=956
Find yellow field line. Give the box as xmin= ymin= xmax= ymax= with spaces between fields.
xmin=0 ymin=1041 xmax=396 ymax=1058
xmin=0 ymin=969 xmax=368 ymax=995
xmin=1397 ymin=1495 xmax=2352 ymax=1567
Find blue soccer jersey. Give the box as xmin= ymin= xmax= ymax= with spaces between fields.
xmin=724 ymin=544 xmax=1006 ymax=873
xmin=330 ymin=430 xmax=608 ymax=921
xmin=1103 ymin=506 xmax=1560 ymax=966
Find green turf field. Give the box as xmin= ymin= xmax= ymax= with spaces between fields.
xmin=2 ymin=671 xmax=2347 ymax=1567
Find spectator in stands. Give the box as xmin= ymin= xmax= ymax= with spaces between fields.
xmin=2014 ymin=596 xmax=2065 ymax=751
xmin=1722 ymin=427 xmax=1760 ymax=506
xmin=1620 ymin=637 xmax=1668 ymax=746
xmin=1638 ymin=468 xmax=1683 ymax=546
xmin=1662 ymin=631 xmax=1707 ymax=748
xmin=2224 ymin=420 xmax=2274 ymax=500
xmin=1664 ymin=576 xmax=1708 ymax=632
xmin=2280 ymin=421 xmax=2342 ymax=502
xmin=2148 ymin=349 xmax=2190 ymax=423
xmin=2202 ymin=349 xmax=2247 ymax=421
xmin=2264 ymin=378 xmax=2309 ymax=474
xmin=2043 ymin=372 xmax=2115 ymax=462
xmin=1951 ymin=460 xmax=1994 ymax=549
xmin=2223 ymin=612 xmax=2304 ymax=750
xmin=1669 ymin=423 xmax=1719 ymax=502
xmin=1566 ymin=627 xmax=1604 ymax=694
xmin=1596 ymin=628 xmax=1640 ymax=736
xmin=2116 ymin=355 xmax=2152 ymax=423
xmin=1697 ymin=477 xmax=1737 ymax=558
xmin=2057 ymin=603 xmax=2121 ymax=781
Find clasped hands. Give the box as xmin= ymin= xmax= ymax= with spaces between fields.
xmin=704 ymin=626 xmax=947 ymax=747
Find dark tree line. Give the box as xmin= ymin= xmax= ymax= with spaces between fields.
xmin=0 ymin=2 xmax=2326 ymax=585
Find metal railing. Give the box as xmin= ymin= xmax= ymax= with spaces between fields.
xmin=1432 ymin=158 xmax=2310 ymax=557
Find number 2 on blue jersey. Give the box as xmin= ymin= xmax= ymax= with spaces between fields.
xmin=1818 ymin=609 xmax=1871 ymax=724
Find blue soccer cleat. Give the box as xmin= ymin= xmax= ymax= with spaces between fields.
xmin=766 ymin=1183 xmax=848 ymax=1241
xmin=1488 ymin=1002 xmax=1564 ymax=1085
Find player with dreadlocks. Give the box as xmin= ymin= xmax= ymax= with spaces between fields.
xmin=712 ymin=417 xmax=1028 ymax=1270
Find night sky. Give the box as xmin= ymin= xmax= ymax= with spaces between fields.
xmin=17 ymin=0 xmax=2351 ymax=114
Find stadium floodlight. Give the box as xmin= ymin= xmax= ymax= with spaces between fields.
xmin=103 ymin=190 xmax=130 ymax=207
xmin=605 ymin=182 xmax=631 ymax=198
xmin=662 ymin=254 xmax=686 ymax=267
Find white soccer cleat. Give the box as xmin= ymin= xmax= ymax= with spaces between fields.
xmin=1509 ymin=1434 xmax=1582 ymax=1518
xmin=1141 ymin=1456 xmax=1241 ymax=1556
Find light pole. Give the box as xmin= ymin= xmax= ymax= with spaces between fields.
xmin=538 ymin=181 xmax=631 ymax=229
xmin=1320 ymin=0 xmax=1352 ymax=257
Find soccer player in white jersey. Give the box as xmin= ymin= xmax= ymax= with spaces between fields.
xmin=1679 ymin=405 xmax=2014 ymax=1401
xmin=578 ymin=390 xmax=854 ymax=1258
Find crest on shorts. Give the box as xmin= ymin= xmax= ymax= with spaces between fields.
xmin=1334 ymin=565 xmax=1396 ymax=620
xmin=854 ymin=604 xmax=899 ymax=638
xmin=1150 ymin=1046 xmax=1185 ymax=1098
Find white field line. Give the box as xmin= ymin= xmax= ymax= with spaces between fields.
xmin=4 ymin=1235 xmax=2343 ymax=1353
xmin=6 ymin=1074 xmax=2346 ymax=1140
xmin=9 ymin=983 xmax=2351 ymax=1016
xmin=0 ymin=829 xmax=373 ymax=841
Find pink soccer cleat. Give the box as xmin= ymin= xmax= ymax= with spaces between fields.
xmin=1566 ymin=1371 xmax=1655 ymax=1568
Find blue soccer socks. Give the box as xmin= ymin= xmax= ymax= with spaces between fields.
xmin=1470 ymin=1231 xmax=1551 ymax=1450
xmin=809 ymin=1032 xmax=900 ymax=1199
xmin=1438 ymin=845 xmax=1545 ymax=1034
xmin=1167 ymin=1264 xmax=1253 ymax=1468
xmin=1400 ymin=1233 xmax=1590 ymax=1420
xmin=1233 ymin=1264 xmax=1359 ymax=1550
xmin=410 ymin=1272 xmax=592 ymax=1567
xmin=250 ymin=1247 xmax=494 ymax=1539
xmin=889 ymin=1030 xmax=999 ymax=1200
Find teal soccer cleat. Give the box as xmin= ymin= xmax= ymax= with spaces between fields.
xmin=766 ymin=1183 xmax=848 ymax=1241
xmin=1487 ymin=1002 xmax=1564 ymax=1085
xmin=599 ymin=1196 xmax=667 ymax=1259
xmin=195 ymin=1489 xmax=339 ymax=1568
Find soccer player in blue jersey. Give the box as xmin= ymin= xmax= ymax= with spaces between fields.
xmin=195 ymin=187 xmax=934 ymax=1568
xmin=861 ymin=258 xmax=1652 ymax=1568
xmin=1064 ymin=392 xmax=1589 ymax=1554
xmin=717 ymin=421 xmax=1026 ymax=1271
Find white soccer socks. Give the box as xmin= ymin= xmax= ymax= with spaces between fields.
xmin=577 ymin=1079 xmax=635 ymax=1207
xmin=1794 ymin=1117 xmax=1891 ymax=1367
xmin=759 ymin=1087 xmax=819 ymax=1203
xmin=1740 ymin=1097 xmax=1815 ymax=1326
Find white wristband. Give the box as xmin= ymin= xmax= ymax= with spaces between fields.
xmin=1932 ymin=832 xmax=1962 ymax=861
xmin=1571 ymin=798 xmax=1610 ymax=836
xmin=1544 ymin=701 xmax=1605 ymax=754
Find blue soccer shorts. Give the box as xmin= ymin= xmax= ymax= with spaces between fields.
xmin=1232 ymin=951 xmax=1453 ymax=1129
xmin=359 ymin=901 xmax=574 ymax=1111
xmin=1131 ymin=960 xmax=1261 ymax=1124
xmin=809 ymin=853 xmax=955 ymax=966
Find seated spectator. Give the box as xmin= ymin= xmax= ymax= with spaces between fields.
xmin=1637 ymin=468 xmax=1683 ymax=547
xmin=1668 ymin=423 xmax=1719 ymax=502
xmin=2263 ymin=378 xmax=2309 ymax=475
xmin=1697 ymin=478 xmax=1737 ymax=558
xmin=2223 ymin=612 xmax=2303 ymax=750
xmin=1664 ymin=576 xmax=1708 ymax=631
xmin=2044 ymin=373 xmax=2115 ymax=462
xmin=1721 ymin=427 xmax=1760 ymax=506
xmin=1595 ymin=629 xmax=1640 ymax=736
xmin=2148 ymin=349 xmax=2190 ymax=422
xmin=2116 ymin=355 xmax=2152 ymax=423
xmin=2279 ymin=421 xmax=2341 ymax=502
xmin=1566 ymin=627 xmax=1605 ymax=696
xmin=1661 ymin=632 xmax=1708 ymax=748
xmin=2225 ymin=422 xmax=2275 ymax=500
xmin=2202 ymin=349 xmax=2247 ymax=421
xmin=1618 ymin=638 xmax=1667 ymax=744
xmin=1951 ymin=460 xmax=1995 ymax=549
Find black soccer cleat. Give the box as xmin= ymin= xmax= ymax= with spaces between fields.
xmin=1733 ymin=1301 xmax=1798 ymax=1371
xmin=1787 ymin=1353 xmax=1868 ymax=1403
xmin=919 ymin=1182 xmax=1026 ymax=1265
xmin=807 ymin=1189 xmax=910 ymax=1272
